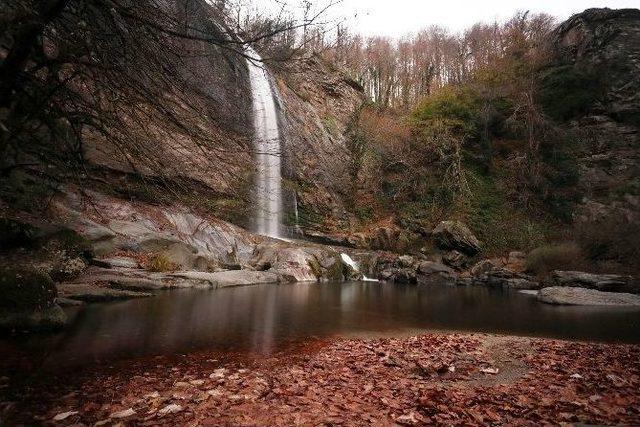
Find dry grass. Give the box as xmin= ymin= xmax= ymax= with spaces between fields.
xmin=146 ymin=254 xmax=177 ymax=272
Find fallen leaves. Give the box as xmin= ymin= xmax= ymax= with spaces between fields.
xmin=5 ymin=333 xmax=640 ymax=426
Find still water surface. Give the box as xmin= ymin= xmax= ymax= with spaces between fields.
xmin=5 ymin=282 xmax=640 ymax=370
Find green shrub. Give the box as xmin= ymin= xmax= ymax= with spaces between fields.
xmin=465 ymin=171 xmax=551 ymax=255
xmin=412 ymin=86 xmax=480 ymax=136
xmin=525 ymin=243 xmax=585 ymax=278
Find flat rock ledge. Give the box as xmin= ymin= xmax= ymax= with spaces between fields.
xmin=57 ymin=283 xmax=152 ymax=302
xmin=169 ymin=270 xmax=280 ymax=288
xmin=538 ymin=286 xmax=640 ymax=307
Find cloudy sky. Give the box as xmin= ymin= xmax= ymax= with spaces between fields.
xmin=315 ymin=0 xmax=640 ymax=36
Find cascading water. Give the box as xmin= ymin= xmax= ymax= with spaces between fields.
xmin=246 ymin=47 xmax=282 ymax=238
xmin=340 ymin=253 xmax=377 ymax=282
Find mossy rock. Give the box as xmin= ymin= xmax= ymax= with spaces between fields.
xmin=0 ymin=267 xmax=57 ymax=311
xmin=326 ymin=254 xmax=347 ymax=281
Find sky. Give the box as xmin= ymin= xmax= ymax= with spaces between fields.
xmin=312 ymin=0 xmax=640 ymax=37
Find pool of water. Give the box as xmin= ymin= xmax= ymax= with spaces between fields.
xmin=3 ymin=282 xmax=640 ymax=370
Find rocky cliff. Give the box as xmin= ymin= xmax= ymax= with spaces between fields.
xmin=549 ymin=8 xmax=640 ymax=223
xmin=275 ymin=56 xmax=365 ymax=229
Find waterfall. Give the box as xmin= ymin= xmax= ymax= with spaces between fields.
xmin=246 ymin=47 xmax=282 ymax=239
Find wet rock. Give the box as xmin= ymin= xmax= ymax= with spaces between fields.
xmin=57 ymin=283 xmax=152 ymax=302
xmin=552 ymin=271 xmax=637 ymax=293
xmin=340 ymin=254 xmax=363 ymax=281
xmin=538 ymin=287 xmax=640 ymax=306
xmin=380 ymin=268 xmax=417 ymax=284
xmin=159 ymin=242 xmax=217 ymax=271
xmin=432 ymin=221 xmax=481 ymax=255
xmin=0 ymin=305 xmax=66 ymax=332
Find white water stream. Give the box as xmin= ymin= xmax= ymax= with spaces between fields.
xmin=246 ymin=47 xmax=282 ymax=238
xmin=340 ymin=253 xmax=377 ymax=282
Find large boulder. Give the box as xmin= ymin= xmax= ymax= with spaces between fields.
xmin=552 ymin=270 xmax=637 ymax=293
xmin=538 ymin=286 xmax=640 ymax=306
xmin=432 ymin=221 xmax=481 ymax=255
xmin=0 ymin=267 xmax=66 ymax=331
xmin=251 ymin=242 xmax=345 ymax=282
xmin=416 ymin=261 xmax=458 ymax=285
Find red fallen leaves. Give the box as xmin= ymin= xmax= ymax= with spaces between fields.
xmin=2 ymin=333 xmax=640 ymax=426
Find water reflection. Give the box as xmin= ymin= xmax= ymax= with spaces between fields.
xmin=5 ymin=282 xmax=640 ymax=370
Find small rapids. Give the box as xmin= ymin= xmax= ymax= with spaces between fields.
xmin=340 ymin=253 xmax=377 ymax=282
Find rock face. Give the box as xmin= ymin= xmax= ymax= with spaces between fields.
xmin=432 ymin=221 xmax=481 ymax=255
xmin=550 ymin=8 xmax=640 ymax=224
xmin=552 ymin=271 xmax=637 ymax=293
xmin=276 ymin=55 xmax=365 ymax=227
xmin=0 ymin=267 xmax=66 ymax=331
xmin=51 ymin=189 xmax=258 ymax=269
xmin=538 ymin=286 xmax=640 ymax=306
xmin=83 ymin=1 xmax=254 ymax=198
xmin=553 ymin=8 xmax=640 ymax=126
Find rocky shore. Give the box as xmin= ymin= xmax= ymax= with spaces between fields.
xmin=2 ymin=189 xmax=638 ymax=333
xmin=2 ymin=332 xmax=639 ymax=425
